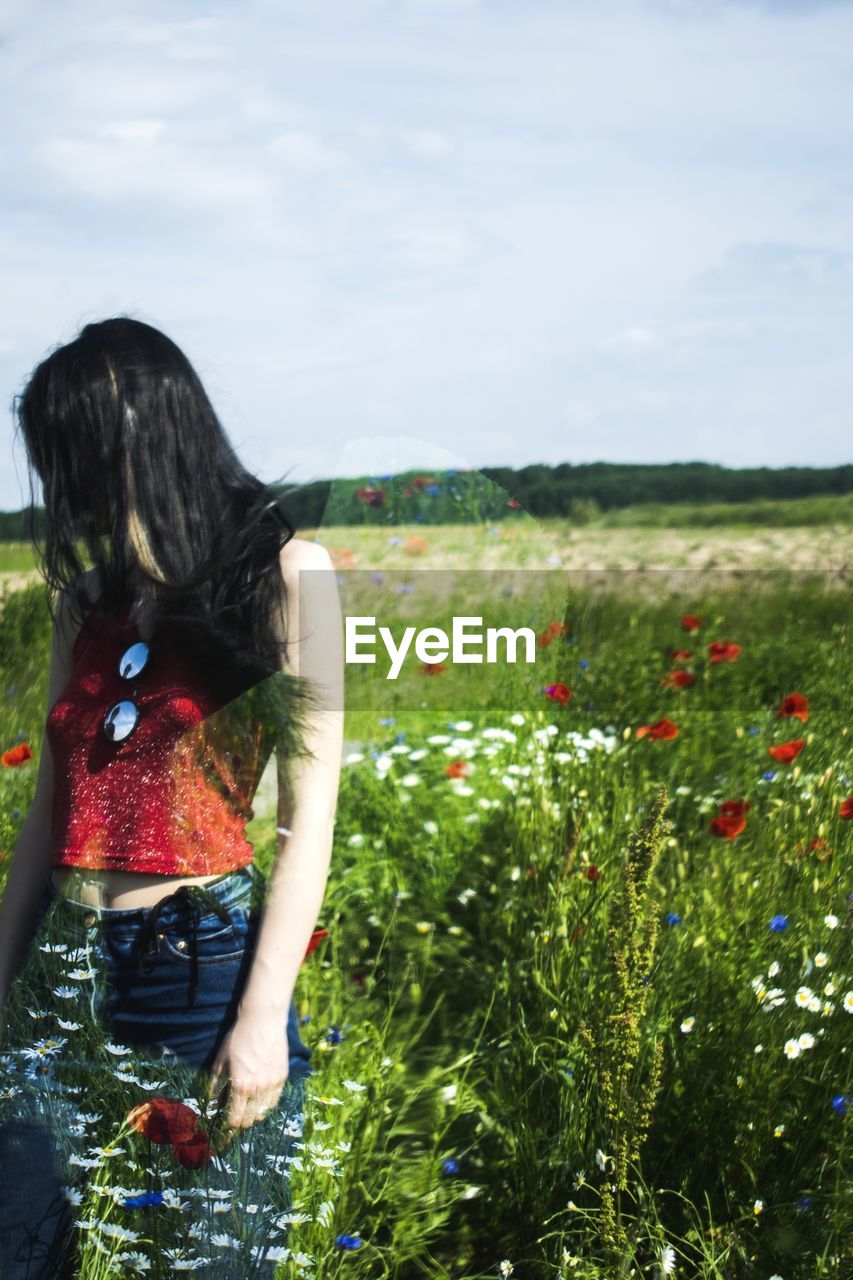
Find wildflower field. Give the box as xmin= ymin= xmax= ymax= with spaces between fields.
xmin=0 ymin=514 xmax=850 ymax=1280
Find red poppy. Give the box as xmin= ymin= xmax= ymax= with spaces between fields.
xmin=356 ymin=486 xmax=386 ymax=508
xmin=172 ymin=1131 xmax=212 ymax=1170
xmin=586 ymin=865 xmax=601 ymax=882
xmin=839 ymin=796 xmax=853 ymax=820
xmin=402 ymin=486 xmax=414 ymax=497
xmin=526 ymin=867 xmax=535 ymax=878
xmin=329 ymin=547 xmax=355 ymax=570
xmin=545 ymin=683 xmax=572 ymax=705
xmin=539 ymin=621 xmax=570 ymax=647
xmin=708 ymin=641 xmax=741 ymax=664
xmin=421 ymin=662 xmax=446 ymax=675
xmin=768 ymin=739 xmax=805 ymax=764
xmin=570 ymin=921 xmax=586 ymax=944
xmin=667 ymin=649 xmax=693 ymax=664
xmin=507 ymin=498 xmax=521 ymax=510
xmin=445 ymin=760 xmax=471 ymax=779
xmin=404 ymin=536 xmax=429 ymax=555
xmin=710 ymin=812 xmax=748 ymax=840
xmin=681 ymin=615 xmax=703 ymax=632
xmin=794 ymin=835 xmax=833 ymax=861
xmin=778 ymin=692 xmax=809 ymax=724
xmin=635 ymin=717 xmax=679 ymax=740
xmin=661 ymin=670 xmax=694 ymax=688
xmin=410 ymin=475 xmax=436 ymax=490
xmin=303 ymin=928 xmax=329 ymax=960
xmin=1 ymin=742 xmax=32 ymax=767
xmin=127 ymin=1096 xmax=200 ymax=1145
xmin=716 ymin=799 xmax=751 ymax=818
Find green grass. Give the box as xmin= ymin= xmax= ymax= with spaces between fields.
xmin=591 ymin=492 xmax=853 ymax=529
xmin=0 ymin=545 xmax=850 ymax=1279
xmin=0 ymin=541 xmax=43 ymax=573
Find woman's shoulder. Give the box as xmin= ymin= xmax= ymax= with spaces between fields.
xmin=278 ymin=537 xmax=334 ymax=585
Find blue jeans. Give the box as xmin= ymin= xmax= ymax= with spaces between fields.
xmin=38 ymin=861 xmax=313 ymax=1080
xmin=0 ymin=863 xmax=314 ymax=1279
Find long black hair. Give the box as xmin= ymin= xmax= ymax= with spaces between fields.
xmin=13 ymin=316 xmax=300 ymax=694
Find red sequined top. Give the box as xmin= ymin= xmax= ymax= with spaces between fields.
xmin=46 ymin=602 xmax=276 ymax=875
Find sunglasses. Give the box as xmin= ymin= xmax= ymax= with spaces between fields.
xmin=103 ymin=640 xmax=151 ymax=743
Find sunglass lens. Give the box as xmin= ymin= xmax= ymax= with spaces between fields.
xmin=103 ymin=699 xmax=139 ymax=742
xmin=118 ymin=641 xmax=150 ymax=680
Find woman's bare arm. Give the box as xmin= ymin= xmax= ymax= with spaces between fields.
xmin=236 ymin=539 xmax=345 ymax=1020
xmin=0 ymin=585 xmax=82 ymax=1007
xmin=207 ymin=538 xmax=344 ymax=1127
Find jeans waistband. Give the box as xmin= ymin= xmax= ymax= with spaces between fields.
xmin=48 ymin=862 xmax=261 ymax=929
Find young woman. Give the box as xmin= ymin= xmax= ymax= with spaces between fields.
xmin=0 ymin=316 xmax=345 ymax=1276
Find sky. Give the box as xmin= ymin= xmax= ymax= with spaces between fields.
xmin=2 ymin=0 xmax=852 ymax=510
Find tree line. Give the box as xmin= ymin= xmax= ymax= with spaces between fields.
xmin=0 ymin=460 xmax=850 ymax=537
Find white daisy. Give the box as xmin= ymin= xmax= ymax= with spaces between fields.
xmin=659 ymin=1243 xmax=677 ymax=1274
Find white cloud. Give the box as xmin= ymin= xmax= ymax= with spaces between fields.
xmin=267 ymin=129 xmax=347 ymax=173
xmin=399 ymin=128 xmax=454 ymax=158
xmin=597 ymin=327 xmax=660 ymax=351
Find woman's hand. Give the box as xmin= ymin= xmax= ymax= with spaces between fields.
xmin=208 ymin=1008 xmax=289 ymax=1131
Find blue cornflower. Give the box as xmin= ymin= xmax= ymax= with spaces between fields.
xmin=395 ymin=732 xmax=407 ymax=744
xmin=336 ymin=1234 xmax=364 ymax=1250
xmin=762 ymin=770 xmax=777 ymax=781
xmin=378 ymin=717 xmax=396 ymax=726
xmin=123 ymin=1190 xmax=164 ymax=1209
xmin=425 ymin=484 xmax=441 ymax=496
xmin=796 ymin=1194 xmax=812 ymax=1213
xmin=441 ymin=1157 xmax=460 ymax=1175
xmin=299 ymin=1013 xmax=311 ymax=1024
xmin=447 ymin=469 xmax=458 ymax=477
xmin=665 ymin=912 xmax=682 ymax=926
xmin=371 ymin=571 xmax=385 ymax=583
xmin=770 ymin=915 xmax=788 ymax=932
xmin=832 ymin=1093 xmax=849 ymax=1117
xmin=326 ymin=1026 xmax=344 ymax=1045
xmin=578 ymin=659 xmax=590 ymax=670
xmin=415 ymin=512 xmax=426 ymax=522
xmin=380 ymin=473 xmax=394 ymax=481
xmin=395 ymin=584 xmax=414 ymax=593
xmin=388 ymin=536 xmax=403 ymax=546
xmin=566 ymin=634 xmax=578 ymax=645
xmin=747 ymin=726 xmax=760 ymax=736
